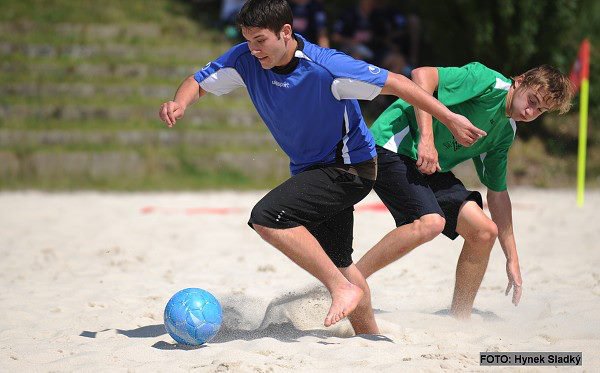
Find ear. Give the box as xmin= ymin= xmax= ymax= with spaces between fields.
xmin=513 ymin=75 xmax=524 ymax=89
xmin=281 ymin=24 xmax=293 ymax=41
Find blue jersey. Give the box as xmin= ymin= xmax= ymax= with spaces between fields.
xmin=194 ymin=35 xmax=389 ymax=175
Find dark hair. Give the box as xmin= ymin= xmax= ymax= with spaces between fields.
xmin=237 ymin=0 xmax=293 ymax=36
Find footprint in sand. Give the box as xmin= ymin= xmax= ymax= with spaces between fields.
xmin=87 ymin=302 xmax=106 ymax=308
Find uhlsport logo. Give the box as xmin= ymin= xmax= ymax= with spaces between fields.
xmin=272 ymin=80 xmax=290 ymax=88
xmin=368 ymin=65 xmax=381 ymax=74
xmin=201 ymin=62 xmax=211 ymax=71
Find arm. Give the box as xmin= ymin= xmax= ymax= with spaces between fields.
xmin=158 ymin=75 xmax=206 ymax=127
xmin=487 ymin=189 xmax=523 ymax=306
xmin=317 ymin=30 xmax=330 ymax=48
xmin=380 ymin=71 xmax=486 ymax=148
xmin=411 ymin=67 xmax=440 ymax=174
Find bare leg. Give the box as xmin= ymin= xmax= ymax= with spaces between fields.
xmin=253 ymin=224 xmax=363 ymax=327
xmin=356 ymin=214 xmax=445 ymax=279
xmin=451 ymin=201 xmax=498 ymax=319
xmin=339 ymin=264 xmax=379 ymax=334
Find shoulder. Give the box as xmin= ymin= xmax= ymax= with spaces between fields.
xmin=300 ymin=39 xmax=353 ymax=71
xmin=217 ymin=42 xmax=253 ymax=66
xmin=467 ymin=62 xmax=511 ymax=84
xmin=296 ymin=37 xmax=336 ymax=74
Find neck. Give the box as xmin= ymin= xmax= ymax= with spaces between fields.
xmin=505 ymin=85 xmax=514 ymax=117
xmin=277 ymin=37 xmax=298 ymax=67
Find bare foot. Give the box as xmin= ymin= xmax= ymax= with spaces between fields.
xmin=324 ymin=283 xmax=363 ymax=327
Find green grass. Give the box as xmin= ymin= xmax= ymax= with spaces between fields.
xmin=0 ymin=91 xmax=254 ymax=108
xmin=0 ymin=170 xmax=284 ymax=191
xmin=0 ymin=0 xmax=193 ymax=24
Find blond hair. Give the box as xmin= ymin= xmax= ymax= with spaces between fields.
xmin=513 ymin=65 xmax=574 ymax=114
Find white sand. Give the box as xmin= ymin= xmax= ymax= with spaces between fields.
xmin=0 ymin=189 xmax=599 ymax=372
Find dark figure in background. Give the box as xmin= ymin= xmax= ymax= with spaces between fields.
xmin=288 ymin=0 xmax=330 ymax=47
xmin=332 ymin=0 xmax=420 ymax=76
xmin=220 ymin=0 xmax=247 ymax=40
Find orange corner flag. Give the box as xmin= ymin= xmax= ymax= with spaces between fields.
xmin=570 ymin=39 xmax=590 ymax=92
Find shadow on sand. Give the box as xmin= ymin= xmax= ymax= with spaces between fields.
xmin=81 ymin=322 xmax=391 ymax=350
xmin=433 ymin=308 xmax=503 ymax=321
xmin=80 ymin=286 xmax=394 ymax=349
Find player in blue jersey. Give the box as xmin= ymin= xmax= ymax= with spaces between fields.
xmin=159 ymin=0 xmax=483 ymax=334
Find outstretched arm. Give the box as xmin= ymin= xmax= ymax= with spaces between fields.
xmin=411 ymin=67 xmax=440 ymax=174
xmin=381 ymin=71 xmax=486 ymax=149
xmin=159 ymin=75 xmax=206 ymax=127
xmin=487 ymin=189 xmax=522 ymax=306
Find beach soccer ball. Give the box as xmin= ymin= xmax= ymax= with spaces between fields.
xmin=164 ymin=288 xmax=223 ymax=345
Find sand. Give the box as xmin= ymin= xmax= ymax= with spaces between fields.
xmin=1 ymin=189 xmax=599 ymax=372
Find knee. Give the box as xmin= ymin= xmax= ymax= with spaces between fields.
xmin=416 ymin=214 xmax=445 ymax=241
xmin=470 ymin=220 xmax=498 ymax=246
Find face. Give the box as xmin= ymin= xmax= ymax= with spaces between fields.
xmin=242 ymin=26 xmax=292 ymax=69
xmin=506 ymin=79 xmax=550 ymax=122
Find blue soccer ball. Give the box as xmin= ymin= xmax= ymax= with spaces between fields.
xmin=164 ymin=288 xmax=223 ymax=345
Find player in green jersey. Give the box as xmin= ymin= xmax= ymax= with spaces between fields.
xmin=357 ymin=62 xmax=573 ymax=318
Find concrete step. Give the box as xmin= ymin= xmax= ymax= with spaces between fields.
xmin=1 ymin=83 xmax=175 ymax=100
xmin=0 ymin=149 xmax=289 ymax=181
xmin=1 ymin=61 xmax=214 ymax=82
xmin=0 ymin=42 xmax=227 ymax=62
xmin=0 ymin=22 xmax=220 ymax=43
xmin=0 ymin=83 xmax=250 ymax=101
xmin=0 ymin=104 xmax=261 ymax=128
xmin=0 ymin=129 xmax=277 ymax=149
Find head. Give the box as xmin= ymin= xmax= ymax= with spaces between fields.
xmin=506 ymin=65 xmax=574 ymax=122
xmin=237 ymin=0 xmax=295 ymax=69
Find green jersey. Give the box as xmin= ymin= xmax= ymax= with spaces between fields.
xmin=370 ymin=62 xmax=516 ymax=191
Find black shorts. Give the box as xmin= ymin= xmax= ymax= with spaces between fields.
xmin=374 ymin=145 xmax=482 ymax=239
xmin=248 ymin=164 xmax=375 ymax=268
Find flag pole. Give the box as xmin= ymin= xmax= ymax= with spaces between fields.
xmin=576 ymin=39 xmax=590 ymax=208
xmin=577 ymin=78 xmax=590 ymax=207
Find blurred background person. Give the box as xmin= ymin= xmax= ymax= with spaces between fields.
xmin=331 ymin=0 xmax=420 ymax=76
xmin=220 ymin=0 xmax=247 ymax=40
xmin=288 ymin=0 xmax=330 ymax=47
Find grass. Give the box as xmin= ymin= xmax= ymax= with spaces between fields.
xmin=0 ymin=0 xmax=193 ymax=24
xmin=0 ymin=170 xmax=284 ymax=191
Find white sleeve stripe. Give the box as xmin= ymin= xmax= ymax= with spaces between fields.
xmin=480 ymin=152 xmax=487 ymax=177
xmin=331 ymin=78 xmax=382 ymax=101
xmin=383 ymin=127 xmax=410 ymax=152
xmin=494 ymin=78 xmax=511 ymax=91
xmin=509 ymin=118 xmax=517 ymax=138
xmin=342 ymin=106 xmax=351 ymax=164
xmin=198 ymin=67 xmax=245 ymax=96
xmin=294 ymin=50 xmax=312 ymax=61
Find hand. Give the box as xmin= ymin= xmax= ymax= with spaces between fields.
xmin=505 ymin=259 xmax=522 ymax=306
xmin=416 ymin=137 xmax=441 ymax=175
xmin=159 ymin=101 xmax=186 ymax=127
xmin=447 ymin=113 xmax=487 ymax=147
